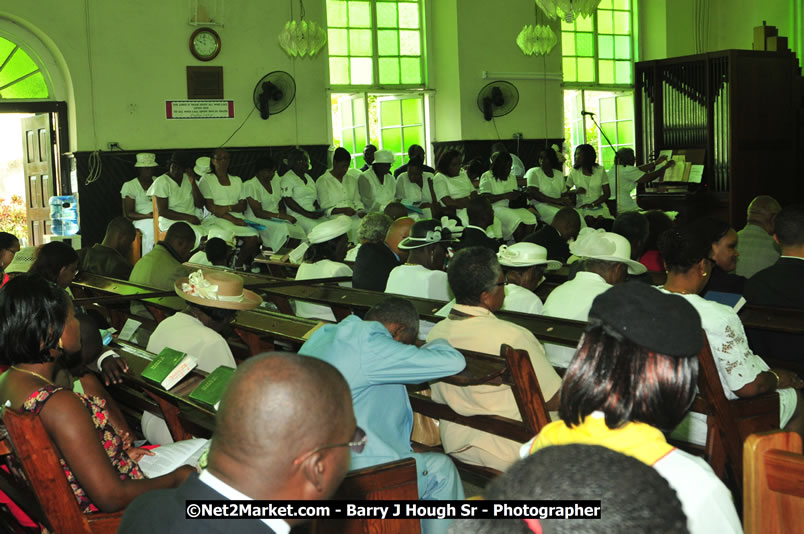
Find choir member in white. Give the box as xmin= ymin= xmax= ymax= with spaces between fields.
xmin=281 ymin=149 xmax=325 ymax=239
xmin=317 ymin=147 xmax=365 ymax=243
xmin=242 ymin=154 xmax=293 ymax=252
xmin=567 ymin=143 xmax=612 ymax=220
xmin=358 ymin=149 xmax=397 ymax=212
xmin=525 ymin=146 xmax=572 ymax=224
xmin=120 ymin=152 xmax=157 ymax=254
xmin=479 ymin=151 xmax=537 ymax=240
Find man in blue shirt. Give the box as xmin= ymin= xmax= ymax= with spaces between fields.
xmin=299 ymin=297 xmax=466 ymax=534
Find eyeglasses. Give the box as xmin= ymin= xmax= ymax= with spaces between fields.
xmin=293 ymin=426 xmax=367 ymax=465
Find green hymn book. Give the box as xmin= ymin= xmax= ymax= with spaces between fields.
xmin=141 ymin=347 xmax=197 ymax=390
xmin=189 ymin=366 xmax=235 ymax=410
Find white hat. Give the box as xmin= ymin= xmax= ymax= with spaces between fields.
xmin=207 ymin=227 xmax=236 ymax=247
xmin=497 ymin=243 xmax=561 ymax=270
xmin=569 ymin=228 xmax=647 ymax=274
xmin=308 ymin=215 xmax=352 ymax=245
xmin=135 ymin=153 xmax=158 ymax=167
xmin=373 ymin=150 xmax=395 ymax=164
xmin=194 ymin=156 xmax=211 ymax=176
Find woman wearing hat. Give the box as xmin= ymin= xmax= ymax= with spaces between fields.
xmin=197 ymin=149 xmax=260 ymax=267
xmin=292 ymin=216 xmax=353 ymax=322
xmin=385 ymin=219 xmax=454 ymax=303
xmin=358 ymin=149 xmax=397 ymax=213
xmin=142 ymin=269 xmax=262 ymax=444
xmin=121 ymin=153 xmax=157 ymax=254
xmin=479 ymin=152 xmax=538 ymax=241
xmin=522 ymin=283 xmax=742 ymax=534
xmin=243 ymin=155 xmax=293 ymax=252
xmin=658 ymin=224 xmax=804 ymax=445
xmin=280 ymin=149 xmax=325 ymax=239
xmin=497 ymin=243 xmax=560 ymax=315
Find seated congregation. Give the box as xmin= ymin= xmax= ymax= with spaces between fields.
xmin=2 ymin=141 xmax=804 ymax=534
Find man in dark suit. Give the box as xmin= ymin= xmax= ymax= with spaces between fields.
xmin=745 ymin=205 xmax=804 ymax=361
xmin=352 ymin=212 xmax=399 ymax=291
xmin=523 ymin=207 xmax=581 ymax=264
xmin=456 ymin=197 xmax=500 ymax=252
xmin=118 ymin=353 xmax=357 ymax=534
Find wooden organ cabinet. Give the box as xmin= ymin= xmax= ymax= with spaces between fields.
xmin=634 ymin=50 xmax=802 ymax=227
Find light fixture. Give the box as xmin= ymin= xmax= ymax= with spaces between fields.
xmin=534 ymin=0 xmax=601 ymax=23
xmin=516 ymin=24 xmax=558 ymax=56
xmin=278 ymin=0 xmax=327 ymax=58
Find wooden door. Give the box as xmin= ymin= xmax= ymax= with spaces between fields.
xmin=21 ymin=113 xmax=54 ymax=247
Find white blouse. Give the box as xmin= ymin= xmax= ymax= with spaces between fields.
xmin=478 ymin=171 xmax=518 ymax=208
xmin=243 ymin=177 xmax=282 ymax=215
xmin=395 ymin=171 xmax=436 ymax=205
xmin=280 ymin=170 xmax=318 ymax=212
xmin=525 ymin=167 xmax=566 ymax=199
xmin=432 ymin=171 xmax=476 ymax=206
xmin=316 ymin=170 xmax=363 ymax=215
xmin=121 ymin=178 xmax=153 ymax=215
xmin=567 ymin=166 xmax=609 ymax=207
xmin=147 ymin=173 xmax=197 ymax=216
xmin=198 ymin=173 xmax=244 ymax=206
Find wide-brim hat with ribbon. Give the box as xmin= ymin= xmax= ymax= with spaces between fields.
xmin=399 ymin=218 xmax=458 ymax=250
xmin=135 ymin=153 xmax=158 ymax=167
xmin=569 ymin=228 xmax=647 ymax=274
xmin=194 ymin=157 xmax=211 ymax=176
xmin=175 ymin=270 xmax=262 ymax=310
xmin=373 ymin=149 xmax=395 ymax=164
xmin=498 ymin=243 xmax=561 ymax=270
xmin=308 ymin=215 xmax=352 ymax=245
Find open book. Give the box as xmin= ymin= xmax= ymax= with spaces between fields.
xmin=137 ymin=438 xmax=210 ymax=479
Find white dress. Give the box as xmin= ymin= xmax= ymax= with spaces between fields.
xmin=567 ymin=166 xmax=612 ymax=219
xmin=478 ymin=171 xmax=537 ymax=239
xmin=197 ymin=173 xmax=258 ymax=238
xmin=385 ymin=263 xmax=451 ymax=340
xmin=316 ymin=169 xmax=363 ymax=242
xmin=501 ymin=283 xmax=544 ymax=315
xmin=433 ymin=171 xmax=503 ymax=238
xmin=525 ymin=167 xmax=567 ymax=224
xmin=121 ymin=178 xmax=155 ymax=254
xmin=293 ymin=260 xmax=353 ymax=322
xmin=660 ymin=288 xmax=798 ymax=446
xmin=242 ymin=177 xmax=290 ymax=252
xmin=280 ymin=170 xmax=323 ymax=238
xmin=395 ymin=171 xmax=436 ymax=219
xmin=147 ymin=173 xmax=206 ymax=247
xmin=607 ymin=165 xmax=645 ymax=213
xmin=358 ymin=167 xmax=396 ymax=213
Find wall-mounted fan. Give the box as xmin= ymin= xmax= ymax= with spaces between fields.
xmin=253 ymin=71 xmax=296 ymax=120
xmin=476 ymin=81 xmax=519 ymax=121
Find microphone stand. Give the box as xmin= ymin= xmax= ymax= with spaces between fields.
xmin=583 ymin=112 xmax=619 ymax=217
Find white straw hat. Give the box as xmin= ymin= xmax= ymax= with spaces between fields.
xmin=497 ymin=243 xmax=561 ymax=270
xmin=569 ymin=228 xmax=647 ymax=274
xmin=135 ymin=153 xmax=158 ymax=167
xmin=194 ymin=156 xmax=211 ymax=176
xmin=373 ymin=150 xmax=395 ymax=164
xmin=308 ymin=215 xmax=352 ymax=245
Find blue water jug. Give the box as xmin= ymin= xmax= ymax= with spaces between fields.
xmin=49 ymin=195 xmax=79 ymax=236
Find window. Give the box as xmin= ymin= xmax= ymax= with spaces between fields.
xmin=0 ymin=37 xmax=48 ymax=99
xmin=564 ymin=90 xmax=634 ymax=170
xmin=331 ymin=93 xmax=427 ymax=169
xmin=326 ymin=0 xmax=425 ymax=87
xmin=561 ymin=0 xmax=635 ymax=86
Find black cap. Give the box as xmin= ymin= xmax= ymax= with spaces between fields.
xmin=588 ymin=282 xmax=703 ymax=357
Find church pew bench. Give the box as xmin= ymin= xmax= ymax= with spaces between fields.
xmin=740 ymin=305 xmax=804 ymax=376
xmin=409 ymin=344 xmax=551 ymax=488
xmin=743 ymin=430 xmax=804 ymax=534
xmin=0 ymin=410 xmax=124 ymax=534
xmin=312 ymin=458 xmax=420 ymax=534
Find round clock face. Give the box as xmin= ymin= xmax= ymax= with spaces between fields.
xmin=190 ymin=28 xmax=221 ymax=61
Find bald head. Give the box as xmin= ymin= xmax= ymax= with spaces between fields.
xmin=210 ymin=353 xmax=354 ymax=501
xmin=385 ymin=217 xmax=415 ymax=262
xmin=747 ymin=196 xmax=782 ymax=234
xmin=103 ymin=216 xmax=136 ymax=255
xmin=553 ymin=207 xmax=581 ymax=241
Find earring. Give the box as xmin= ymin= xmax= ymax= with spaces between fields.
xmin=702 ymin=272 xmax=708 ymax=277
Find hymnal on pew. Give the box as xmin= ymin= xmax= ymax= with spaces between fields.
xmin=189 ymin=366 xmax=235 ymax=410
xmin=137 ymin=438 xmax=210 ymax=478
xmin=141 ymin=347 xmax=197 ymax=390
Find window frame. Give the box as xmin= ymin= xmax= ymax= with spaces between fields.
xmin=326 ymin=0 xmax=427 ymax=91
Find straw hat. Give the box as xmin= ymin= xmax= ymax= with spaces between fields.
xmin=497 ymin=243 xmax=561 ymax=270
xmin=135 ymin=153 xmax=158 ymax=167
xmin=307 ymin=215 xmax=352 ymax=245
xmin=373 ymin=150 xmax=395 ymax=164
xmin=569 ymin=228 xmax=647 ymax=274
xmin=175 ymin=270 xmax=261 ymax=310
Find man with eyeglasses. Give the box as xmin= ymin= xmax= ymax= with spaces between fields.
xmin=300 ymin=296 xmax=466 ymax=534
xmin=119 ymin=352 xmax=357 ymax=534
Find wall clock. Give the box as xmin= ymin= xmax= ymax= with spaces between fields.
xmin=190 ymin=27 xmax=221 ymax=61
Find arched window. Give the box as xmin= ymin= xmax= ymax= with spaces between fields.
xmin=0 ymin=36 xmax=48 ymax=99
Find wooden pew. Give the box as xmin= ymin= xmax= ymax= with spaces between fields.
xmin=0 ymin=410 xmax=123 ymax=534
xmin=744 ymin=431 xmax=804 ymax=534
xmin=313 ymin=459 xmax=420 ymax=534
xmin=410 ymin=344 xmax=551 ymax=487
xmin=740 ymin=305 xmax=804 ymax=376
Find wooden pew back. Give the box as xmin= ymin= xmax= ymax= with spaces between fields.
xmin=744 ymin=430 xmax=804 ymax=534
xmin=0 ymin=410 xmax=123 ymax=534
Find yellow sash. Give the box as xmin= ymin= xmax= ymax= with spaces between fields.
xmin=528 ymin=414 xmax=674 ymax=466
